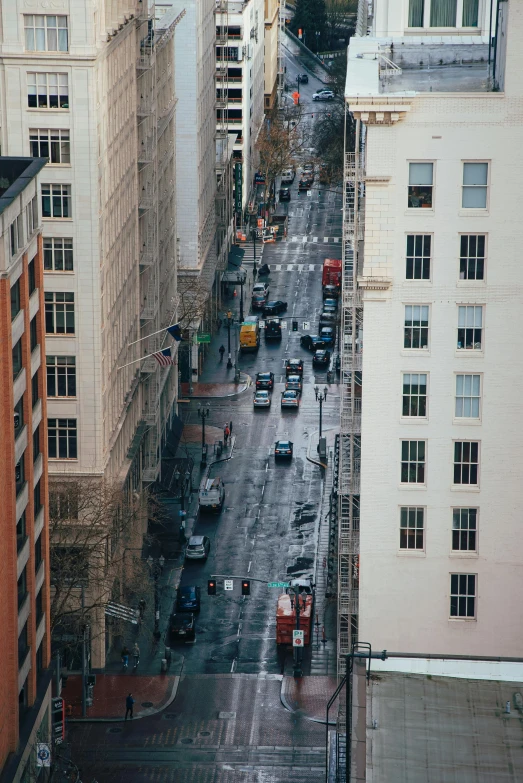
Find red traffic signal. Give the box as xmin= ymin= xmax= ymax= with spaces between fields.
xmin=208 ymin=580 xmax=217 ymax=595
xmin=241 ymin=580 xmax=251 ymax=596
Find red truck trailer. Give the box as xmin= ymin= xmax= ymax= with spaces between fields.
xmin=276 ymin=593 xmax=314 ymax=646
xmin=322 ymin=257 xmax=342 ymax=289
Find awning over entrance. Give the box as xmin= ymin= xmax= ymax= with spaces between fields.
xmin=222 ymin=245 xmax=247 ymax=283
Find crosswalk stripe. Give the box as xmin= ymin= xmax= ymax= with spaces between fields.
xmin=291 ymin=235 xmax=298 ymax=242
xmin=274 ymin=264 xmax=282 ymax=271
xmin=309 ymin=264 xmax=316 ymax=271
xmin=301 ymin=236 xmax=308 ymax=244
xmin=323 ymin=237 xmax=329 ymax=243
xmin=268 ymin=263 xmax=322 ymax=271
xmin=312 ymin=237 xmax=318 ymax=243
xmin=333 ymin=237 xmax=340 ymax=243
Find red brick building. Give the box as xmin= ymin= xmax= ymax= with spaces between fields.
xmin=0 ymin=157 xmax=52 ymax=783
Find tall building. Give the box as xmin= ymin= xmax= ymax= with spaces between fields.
xmin=340 ymin=0 xmax=523 ymax=669
xmin=0 ymin=157 xmax=53 ymax=782
xmin=0 ymin=0 xmax=179 ymax=667
xmin=263 ymin=0 xmax=280 ymax=111
xmin=216 ymin=0 xmax=266 ymax=214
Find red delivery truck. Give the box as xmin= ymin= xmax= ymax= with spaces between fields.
xmin=276 ymin=593 xmax=313 ymax=646
xmin=322 ymin=257 xmax=342 ymax=289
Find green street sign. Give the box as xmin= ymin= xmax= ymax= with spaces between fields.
xmin=196 ymin=333 xmax=211 ymax=344
xmin=268 ymin=581 xmax=289 ymax=588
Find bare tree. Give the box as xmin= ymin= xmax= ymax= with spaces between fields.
xmin=176 ymin=272 xmax=214 ymax=333
xmin=325 ymin=0 xmax=357 ymax=49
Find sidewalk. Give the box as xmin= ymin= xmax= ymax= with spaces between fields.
xmin=64 ymin=674 xmax=178 ymax=722
xmin=180 ymin=377 xmax=251 ymax=399
xmin=280 ymin=676 xmax=340 ymax=724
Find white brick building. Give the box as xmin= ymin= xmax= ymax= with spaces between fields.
xmin=340 ymin=0 xmax=523 ymax=668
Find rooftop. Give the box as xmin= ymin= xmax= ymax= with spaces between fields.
xmin=0 ymin=157 xmax=47 ymax=215
xmin=368 ymin=672 xmax=523 ymax=782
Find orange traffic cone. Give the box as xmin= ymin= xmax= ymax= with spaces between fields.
xmin=233 ymin=289 xmax=237 ymax=298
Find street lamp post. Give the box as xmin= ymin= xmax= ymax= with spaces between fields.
xmin=251 ymin=227 xmax=257 ymax=278
xmin=147 ymin=556 xmax=163 ymax=637
xmin=237 ymin=274 xmax=244 ymax=323
xmin=314 ymin=385 xmax=328 ymax=440
xmin=315 ymin=30 xmax=320 ymax=53
xmin=226 ymin=311 xmax=233 ymax=368
xmin=197 ymin=403 xmax=210 ymax=465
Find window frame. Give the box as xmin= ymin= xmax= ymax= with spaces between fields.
xmin=47 ymin=417 xmax=78 ymax=460
xmin=459 ymin=234 xmax=486 ymax=282
xmin=452 ymin=440 xmax=480 ymax=488
xmin=462 ymin=161 xmax=489 ymax=210
xmin=44 ymin=291 xmax=75 ymax=335
xmin=399 ymin=506 xmax=425 ymax=551
xmin=30 ymin=128 xmax=70 ymax=164
xmin=451 ymin=508 xmax=478 ymax=554
xmin=407 ymin=161 xmax=434 ymax=210
xmin=27 ymin=72 xmax=69 ymax=110
xmin=41 ymin=183 xmax=72 ymax=219
xmin=404 ymin=304 xmax=430 ymax=350
xmin=457 ymin=305 xmax=483 ymax=352
xmin=46 ymin=355 xmax=77 ymax=398
xmin=450 ymin=573 xmax=477 ymax=619
xmin=401 ymin=372 xmax=428 ymax=418
xmin=454 ymin=373 xmax=481 ymax=420
xmin=43 ymin=237 xmax=74 ymax=271
xmin=400 ymin=439 xmax=426 ymax=485
xmin=24 ymin=15 xmax=69 ymax=53
xmin=405 ymin=234 xmax=432 ymax=281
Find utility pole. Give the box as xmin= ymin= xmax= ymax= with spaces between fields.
xmin=237 ymin=274 xmax=244 ymax=323
xmin=251 ymin=227 xmax=257 ymax=278
xmin=226 ymin=310 xmax=233 ymax=368
xmin=290 ymin=586 xmax=304 ymax=678
xmin=197 ymin=403 xmax=210 ymax=465
xmin=315 ymin=385 xmax=328 ymax=439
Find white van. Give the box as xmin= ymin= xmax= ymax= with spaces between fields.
xmin=198 ymin=476 xmax=225 ymax=512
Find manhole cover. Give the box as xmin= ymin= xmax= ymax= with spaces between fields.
xmin=141 ymin=702 xmax=154 ymax=708
xmin=199 ymin=731 xmax=211 ymax=736
xmin=218 ymin=711 xmax=236 ymax=720
xmin=108 ymin=727 xmax=122 ymax=734
xmin=180 ymin=738 xmax=193 ymax=744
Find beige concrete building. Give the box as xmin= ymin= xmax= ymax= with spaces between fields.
xmin=0 ymin=0 xmax=179 ymax=667
xmin=263 ymin=0 xmax=280 ymax=111
xmin=340 ymin=0 xmax=523 ymax=670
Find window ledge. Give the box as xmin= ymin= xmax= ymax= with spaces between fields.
xmin=397 ymin=550 xmax=425 ymax=557
xmin=399 ymin=417 xmax=428 ymax=425
xmin=448 ymin=617 xmax=477 ymax=623
xmin=451 ymin=485 xmax=480 ymax=492
xmin=458 ymin=210 xmax=489 ymax=218
xmin=455 ymin=350 xmax=484 ymax=358
xmin=49 ymin=458 xmax=78 ymax=462
xmin=27 ymin=108 xmax=69 ymax=112
xmin=398 ymin=484 xmax=427 ymax=490
xmin=45 ymin=270 xmax=75 ymax=274
xmin=452 ymin=418 xmax=481 ymax=426
xmin=42 ymin=217 xmax=73 ymax=221
xmin=449 ymin=552 xmax=479 ymax=558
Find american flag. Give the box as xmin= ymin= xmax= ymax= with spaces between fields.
xmin=152 ymin=348 xmax=174 ymax=367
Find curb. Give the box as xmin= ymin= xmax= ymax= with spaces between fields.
xmin=179 ymin=374 xmax=252 ymax=401
xmin=66 ymin=675 xmax=180 ymax=724
xmin=279 ymin=678 xmax=336 ymax=725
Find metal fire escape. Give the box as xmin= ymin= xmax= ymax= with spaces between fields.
xmin=338 ymin=122 xmax=365 ymax=678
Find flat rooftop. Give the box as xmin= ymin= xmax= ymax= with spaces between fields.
xmin=0 ymin=157 xmax=47 ymax=215
xmin=381 ymin=63 xmax=491 ymax=93
xmin=368 ymin=672 xmax=523 ymax=782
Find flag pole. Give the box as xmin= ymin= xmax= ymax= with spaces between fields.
xmin=128 ymin=326 xmax=173 ymax=347
xmin=117 ymin=350 xmax=161 ymax=371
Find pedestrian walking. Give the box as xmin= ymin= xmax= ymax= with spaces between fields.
xmin=121 ymin=645 xmax=129 ymax=671
xmin=224 ymin=425 xmax=230 ymax=446
xmin=138 ymin=598 xmax=146 ymax=619
xmin=219 ymin=345 xmax=225 ymax=361
xmin=132 ymin=643 xmax=140 ymax=669
xmin=125 ymin=693 xmax=134 ymax=720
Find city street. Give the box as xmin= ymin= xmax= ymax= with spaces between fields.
xmin=67 ymin=49 xmax=342 ymax=783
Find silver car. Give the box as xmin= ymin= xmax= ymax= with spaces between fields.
xmin=254 ymin=390 xmax=271 ymax=408
xmin=185 ymin=535 xmax=210 ymax=561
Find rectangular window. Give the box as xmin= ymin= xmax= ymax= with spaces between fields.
xmin=462 ymin=0 xmax=479 ymax=26
xmin=18 ymin=568 xmax=28 ymax=609
xmin=457 ymin=305 xmax=483 ymax=350
xmin=34 ymin=480 xmax=42 ymax=515
xmin=46 ymin=356 xmax=76 ymax=397
xmin=17 ymin=511 xmax=27 ymax=552
xmin=35 ymin=590 xmax=44 ymax=625
xmin=408 ymin=0 xmax=424 ymax=26
xmin=14 ymin=396 xmax=24 ymax=436
xmin=24 ymin=15 xmax=68 ymax=52
xmin=431 ymin=0 xmax=457 ymax=26
xmin=460 ymin=235 xmax=485 ymax=281
xmin=35 ymin=533 xmax=43 ymax=570
xmin=30 ymin=316 xmax=38 ymax=351
xmin=44 ymin=238 xmax=73 ymax=271
xmin=453 ymin=441 xmax=479 ymax=486
xmin=406 ymin=235 xmax=431 ymax=280
xmin=33 ymin=425 xmax=40 ymax=461
xmin=10 ymin=215 xmax=24 ymax=256
xmin=455 ymin=375 xmax=481 ymax=418
xmin=44 ymin=292 xmax=75 ymax=334
xmin=462 ymin=163 xmax=488 ymax=209
xmin=452 ymin=508 xmax=477 ymax=552
xmin=32 ymin=372 xmax=40 ymax=407
xmin=400 ymin=507 xmax=424 ymax=550
xmin=41 ymin=184 xmax=71 ymax=218
xmin=11 ymin=279 xmax=21 ymax=320
xmin=450 ymin=573 xmax=476 ymax=618
xmin=48 ymin=418 xmax=77 ymax=459
xmin=408 ymin=163 xmax=433 ymax=208
xmin=30 ymin=129 xmax=70 ymax=164
xmin=13 ymin=339 xmax=23 ymax=379
xmin=404 ymin=305 xmax=429 ymax=349
xmin=28 ymin=257 xmax=36 ymax=294
xmin=402 ymin=373 xmax=427 ymax=417
xmin=18 ymin=622 xmax=29 ymax=667
xmin=27 ymin=196 xmax=39 ymax=236
xmin=15 ymin=457 xmax=25 ymax=496
xmin=401 ymin=440 xmax=426 ymax=484
xmin=27 ymin=72 xmax=69 ymax=109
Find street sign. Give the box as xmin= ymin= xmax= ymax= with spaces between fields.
xmin=281 ymin=321 xmax=288 ymax=329
xmin=293 ymin=630 xmax=305 ymax=647
xmin=302 ymin=321 xmax=310 ymax=330
xmin=197 ymin=333 xmax=211 ymax=344
xmin=224 ymin=579 xmax=234 ymax=591
xmin=268 ymin=581 xmax=290 ymax=588
xmin=307 ymin=190 xmax=312 ymax=197
xmin=36 ymin=744 xmax=51 ymax=767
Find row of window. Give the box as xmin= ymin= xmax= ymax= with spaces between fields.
xmin=408 ymin=161 xmax=489 ymax=210
xmin=10 ymin=196 xmax=39 ymax=257
xmin=401 ymin=507 xmax=477 ymax=553
xmin=401 ymin=440 xmax=479 ymax=486
xmin=404 ymin=304 xmax=483 ymax=351
xmin=406 ymin=233 xmax=485 ymax=281
xmin=408 ymin=0 xmax=479 ymax=29
xmin=403 ymin=373 xmax=481 ymax=419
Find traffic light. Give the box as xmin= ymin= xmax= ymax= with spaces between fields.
xmin=208 ymin=580 xmax=216 ymax=595
xmin=292 ymin=320 xmax=298 ymax=332
xmin=241 ymin=580 xmax=250 ymax=596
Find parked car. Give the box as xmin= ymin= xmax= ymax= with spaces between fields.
xmin=256 ymin=371 xmax=274 ymax=390
xmin=296 ymin=73 xmax=309 ymax=84
xmin=312 ymin=349 xmax=331 ymax=368
xmin=323 ymin=298 xmax=338 ymax=313
xmin=253 ymin=282 xmax=269 ymax=298
xmin=319 ymin=327 xmax=335 ymax=346
xmin=285 ymin=358 xmax=304 ymax=375
xmin=302 ymin=162 xmax=315 ymax=175
xmin=313 ymin=89 xmax=335 ymax=101
xmin=263 ymin=300 xmax=288 ymax=316
xmin=198 ymin=477 xmax=225 ymax=512
xmin=285 ymin=374 xmax=303 ymax=394
xmin=254 ymin=390 xmax=271 ymax=408
xmin=265 ymin=318 xmax=282 ymax=339
xmin=319 ymin=312 xmax=337 ymax=328
xmin=169 ymin=612 xmax=196 ymax=642
xmin=176 ymin=585 xmax=201 ymax=613
xmin=185 ymin=535 xmax=210 ymax=561
xmin=279 ymin=187 xmax=291 ymax=202
xmin=323 ymin=284 xmax=339 ymax=300
xmin=252 ymin=281 xmax=269 ymax=310
xmin=281 ymin=168 xmax=295 ymax=184
xmin=301 ymin=334 xmax=325 ymax=351
xmin=275 ymin=440 xmax=294 ymax=459
xmin=281 ymin=390 xmax=300 ymax=408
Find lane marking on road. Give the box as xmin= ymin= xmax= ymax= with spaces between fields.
xmin=230 ymin=658 xmax=237 ymax=673
xmin=247 ymin=560 xmax=252 ymax=573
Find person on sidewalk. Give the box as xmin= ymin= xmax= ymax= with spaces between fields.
xmin=132 ymin=643 xmax=140 ymax=668
xmin=219 ymin=345 xmax=225 ymax=361
xmin=125 ymin=693 xmax=134 ymax=720
xmin=138 ymin=598 xmax=146 ymax=620
xmin=224 ymin=424 xmax=230 ymax=446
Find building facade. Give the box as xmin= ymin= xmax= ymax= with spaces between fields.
xmin=340 ymin=0 xmax=523 ymax=666
xmin=0 ymin=0 xmax=179 ymax=667
xmin=263 ymin=0 xmax=279 ymax=111
xmin=0 ymin=157 xmax=53 ymax=783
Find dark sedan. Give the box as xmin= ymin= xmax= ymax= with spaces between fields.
xmin=323 ymin=285 xmax=340 ymax=300
xmin=275 ymin=440 xmax=294 ymax=459
xmin=312 ymin=349 xmax=331 ymax=367
xmin=263 ymin=300 xmax=288 ymax=316
xmin=169 ymin=612 xmax=196 ymax=641
xmin=301 ymin=334 xmax=326 ymax=351
xmin=285 ymin=358 xmax=304 ymax=375
xmin=298 ymin=176 xmax=314 ymax=191
xmin=279 ymin=187 xmax=291 ymax=202
xmin=176 ymin=585 xmax=201 ymax=613
xmin=256 ymin=371 xmax=275 ymax=390
xmin=296 ymin=73 xmax=309 ymax=84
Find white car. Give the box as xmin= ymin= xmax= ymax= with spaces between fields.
xmin=281 ymin=390 xmax=299 ymax=409
xmin=254 ymin=390 xmax=271 ymax=408
xmin=312 ymin=90 xmax=334 ymax=102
